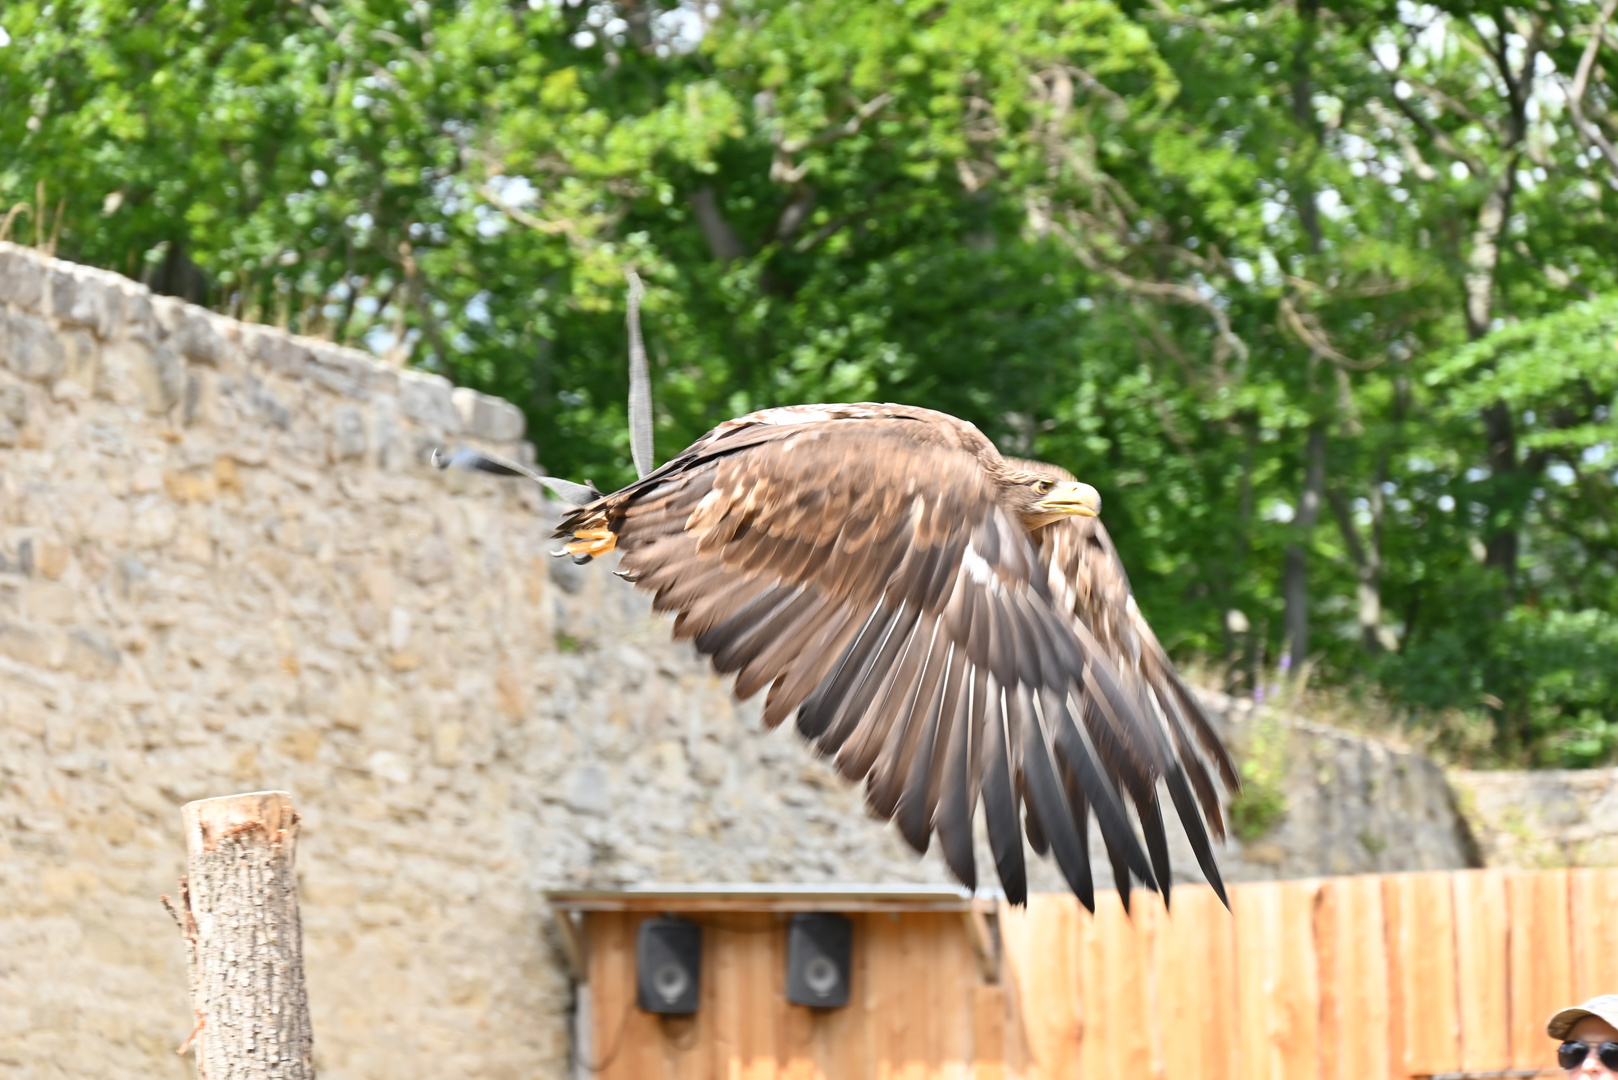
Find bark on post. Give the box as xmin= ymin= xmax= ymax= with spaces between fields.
xmin=163 ymin=791 xmax=314 ymax=1079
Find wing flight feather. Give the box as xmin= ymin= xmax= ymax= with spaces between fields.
xmin=555 ymin=410 xmax=1235 ymax=908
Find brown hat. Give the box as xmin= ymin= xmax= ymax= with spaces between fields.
xmin=1547 ymin=996 xmax=1618 ymax=1039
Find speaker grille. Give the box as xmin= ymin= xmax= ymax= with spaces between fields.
xmin=786 ymin=913 xmax=852 ymax=1008
xmin=636 ymin=917 xmax=702 ymax=1014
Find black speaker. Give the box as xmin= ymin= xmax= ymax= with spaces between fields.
xmin=636 ymin=917 xmax=702 ymax=1014
xmin=786 ymin=913 xmax=852 ymax=1008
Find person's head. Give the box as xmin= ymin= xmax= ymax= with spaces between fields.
xmin=1548 ymin=996 xmax=1618 ymax=1077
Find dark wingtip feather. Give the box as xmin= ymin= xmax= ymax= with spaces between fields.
xmin=892 ymin=783 xmax=932 ymax=856
xmin=936 ymin=814 xmax=977 ymax=894
xmin=1164 ymin=764 xmax=1229 ymax=909
xmin=1207 ymin=863 xmax=1231 ymax=909
xmin=1135 ymin=787 xmax=1173 ymax=910
xmin=989 ymin=820 xmax=1027 ymax=907
xmin=1058 ymin=761 xmax=1097 ymax=914
xmin=1023 ymin=800 xmax=1050 ymax=857
xmin=1054 ymin=723 xmax=1157 ymax=890
xmin=982 ymin=764 xmax=1027 ymax=907
xmin=1104 ymin=831 xmax=1132 ymax=913
xmin=1022 ymin=711 xmax=1095 ymax=912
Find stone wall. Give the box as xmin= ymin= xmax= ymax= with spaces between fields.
xmin=1452 ymin=768 xmax=1618 ymax=869
xmin=1207 ymin=700 xmax=1479 ymax=879
xmin=0 ymin=243 xmax=1476 ymax=1080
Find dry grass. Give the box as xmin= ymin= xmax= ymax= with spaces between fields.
xmin=1181 ymin=657 xmax=1499 ymax=767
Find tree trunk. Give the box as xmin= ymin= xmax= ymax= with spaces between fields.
xmin=1462 ymin=14 xmax=1541 ymax=592
xmin=1467 ymin=171 xmax=1522 ymax=590
xmin=1327 ymin=485 xmax=1395 ymax=654
xmin=164 ymin=791 xmax=314 ymax=1080
xmin=1290 ymin=0 xmax=1324 ymax=256
xmin=1282 ymin=425 xmax=1327 ymax=675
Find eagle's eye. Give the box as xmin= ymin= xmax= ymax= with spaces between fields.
xmin=1032 ymin=479 xmax=1054 ymax=495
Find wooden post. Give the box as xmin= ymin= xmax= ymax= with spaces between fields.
xmin=162 ymin=791 xmax=314 ymax=1079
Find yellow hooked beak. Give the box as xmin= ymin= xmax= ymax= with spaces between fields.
xmin=1034 ymin=480 xmax=1102 ymax=518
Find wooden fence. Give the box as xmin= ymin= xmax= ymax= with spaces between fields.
xmin=1005 ymin=868 xmax=1618 ymax=1079
xmin=568 ymin=869 xmax=1618 ymax=1079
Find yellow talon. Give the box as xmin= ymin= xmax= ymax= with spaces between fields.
xmin=566 ymin=533 xmax=617 ymax=558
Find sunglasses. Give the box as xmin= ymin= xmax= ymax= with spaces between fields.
xmin=1559 ymin=1041 xmax=1618 ymax=1071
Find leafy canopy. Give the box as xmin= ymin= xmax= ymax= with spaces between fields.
xmin=5 ymin=0 xmax=1618 ymax=764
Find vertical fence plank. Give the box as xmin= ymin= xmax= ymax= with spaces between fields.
xmin=1385 ymin=873 xmax=1461 ymax=1077
xmin=1152 ymin=885 xmax=1238 ymax=1080
xmin=583 ymin=912 xmax=619 ymax=1080
xmin=833 ymin=912 xmax=873 ymax=1080
xmin=972 ymin=985 xmax=1007 ymax=1080
xmin=994 ymin=902 xmax=1033 ymax=1080
xmin=1003 ymin=896 xmax=1081 ymax=1080
xmin=1076 ymin=895 xmax=1158 ymax=1079
xmin=867 ymin=912 xmax=912 ymax=1080
xmin=1452 ymin=870 xmax=1510 ymax=1073
xmin=1571 ymin=869 xmax=1618 ymax=1001
xmin=589 ymin=912 xmax=656 ymax=1080
xmin=708 ymin=912 xmax=742 ymax=1080
xmin=930 ymin=913 xmax=968 ymax=1080
xmin=1317 ymin=876 xmax=1391 ymax=1080
xmin=744 ymin=914 xmax=785 ymax=1080
xmin=1509 ymin=870 xmax=1574 ymax=1072
xmin=1130 ymin=899 xmax=1169 ymax=1080
xmin=1234 ymin=880 xmax=1322 ymax=1080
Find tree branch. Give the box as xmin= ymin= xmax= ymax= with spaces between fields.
xmin=1279 ymin=294 xmax=1386 ymax=370
xmin=476 ymin=183 xmax=588 ymax=247
xmin=770 ymin=93 xmax=893 ymax=186
xmin=1368 ymin=57 xmax=1487 ymax=175
xmin=689 ymin=186 xmax=747 ymax=262
xmin=1565 ymin=0 xmax=1618 ymax=185
xmin=1050 ymin=215 xmax=1249 ymax=373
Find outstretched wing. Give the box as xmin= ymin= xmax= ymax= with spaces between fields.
xmin=1032 ymin=511 xmax=1239 ymax=906
xmin=557 ymin=415 xmax=1231 ymax=908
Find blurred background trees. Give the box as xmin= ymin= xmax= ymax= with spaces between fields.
xmin=4 ymin=0 xmax=1617 ymax=765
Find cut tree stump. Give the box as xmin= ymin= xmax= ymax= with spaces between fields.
xmin=162 ymin=791 xmax=314 ymax=1080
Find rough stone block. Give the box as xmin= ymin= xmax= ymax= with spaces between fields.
xmin=451 ymin=387 xmax=526 ymax=442
xmin=49 ymin=270 xmax=123 ymax=339
xmin=566 ymin=764 xmax=611 ymax=814
xmin=404 ymin=534 xmax=454 ymax=585
xmin=371 ymin=394 xmax=408 ymax=470
xmin=117 ymin=283 xmax=155 ymax=335
xmin=399 ymin=370 xmax=461 ymax=432
xmin=305 ymin=342 xmax=371 ymax=398
xmin=244 ymin=327 xmax=310 ymax=378
xmin=126 ymin=338 xmax=186 ymax=415
xmin=128 ymin=497 xmax=178 ymax=548
xmin=64 ymin=629 xmax=120 ymax=679
xmin=238 ymin=375 xmax=293 ymax=430
xmin=22 ymin=582 xmax=75 ymax=622
xmin=170 ymin=307 xmax=228 ymax=366
xmin=0 ymin=244 xmax=45 ymax=310
xmin=331 ymin=404 xmax=367 ymax=461
xmin=59 ymin=329 xmax=101 ymax=394
xmin=0 ymin=623 xmax=60 ymax=668
xmin=0 ymin=384 xmax=26 ymax=423
xmin=4 ymin=311 xmax=66 ymax=383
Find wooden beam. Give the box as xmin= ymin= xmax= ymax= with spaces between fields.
xmin=553 ymin=908 xmax=588 ymax=982
xmin=963 ymin=903 xmax=998 ymax=983
xmin=545 ymin=884 xmax=980 ymax=914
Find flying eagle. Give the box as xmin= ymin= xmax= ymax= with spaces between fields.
xmin=545 ymin=402 xmax=1238 ymax=909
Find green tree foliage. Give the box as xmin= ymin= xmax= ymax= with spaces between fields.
xmin=3 ymin=0 xmax=1617 ymax=764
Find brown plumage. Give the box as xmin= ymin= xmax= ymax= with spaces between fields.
xmin=555 ymin=403 xmax=1237 ymax=909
